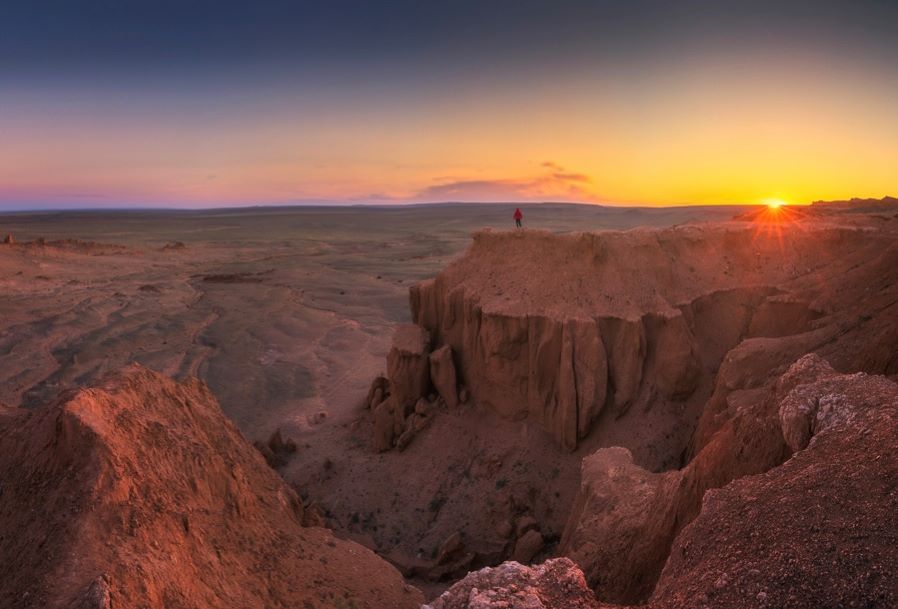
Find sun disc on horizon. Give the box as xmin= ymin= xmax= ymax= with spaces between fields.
xmin=763 ymin=198 xmax=788 ymax=209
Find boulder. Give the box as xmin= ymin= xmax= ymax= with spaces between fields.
xmin=71 ymin=576 xmax=111 ymax=609
xmin=435 ymin=531 xmax=465 ymax=565
xmin=494 ymin=519 xmax=514 ymax=540
xmin=559 ymin=447 xmax=680 ymax=603
xmin=428 ymin=345 xmax=459 ymax=408
xmin=253 ymin=428 xmax=298 ymax=469
xmin=395 ymin=426 xmax=415 ymax=451
xmin=777 ymin=353 xmax=842 ymax=451
xmin=511 ymin=529 xmax=544 ymax=563
xmin=366 ymin=375 xmax=389 ymax=409
xmin=414 ymin=397 xmax=432 ymax=416
xmin=424 ymin=558 xmax=600 ymax=609
xmin=514 ymin=515 xmax=539 ymax=538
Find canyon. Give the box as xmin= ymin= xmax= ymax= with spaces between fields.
xmin=1 ymin=200 xmax=897 ymax=607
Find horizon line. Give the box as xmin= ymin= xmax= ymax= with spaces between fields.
xmin=0 ymin=199 xmax=780 ymax=214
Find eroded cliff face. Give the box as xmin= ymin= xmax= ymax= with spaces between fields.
xmin=649 ymin=356 xmax=898 ymax=609
xmin=357 ymin=213 xmax=898 ymax=603
xmin=434 ymin=357 xmax=898 ymax=609
xmin=0 ymin=365 xmax=422 ymax=609
xmin=407 ymin=225 xmax=875 ymax=450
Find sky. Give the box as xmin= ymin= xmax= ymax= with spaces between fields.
xmin=1 ymin=0 xmax=897 ymax=209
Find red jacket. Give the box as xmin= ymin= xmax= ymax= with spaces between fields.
xmin=513 ymin=208 xmax=523 ymax=220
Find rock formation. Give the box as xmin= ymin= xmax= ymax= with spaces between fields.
xmin=0 ymin=365 xmax=422 ymax=609
xmin=405 ymin=225 xmax=888 ymax=450
xmin=649 ymin=356 xmax=898 ymax=609
xmin=387 ymin=324 xmax=432 ymax=431
xmin=369 ymin=325 xmax=457 ymax=452
xmin=252 ymin=427 xmax=298 ymax=468
xmin=429 ymin=345 xmax=459 ymax=408
xmin=439 ymin=357 xmax=898 ymax=608
xmin=424 ymin=558 xmax=601 ymax=609
xmin=357 ymin=211 xmax=898 ymax=603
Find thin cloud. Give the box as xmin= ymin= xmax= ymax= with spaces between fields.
xmin=551 ymin=172 xmax=591 ymax=183
xmin=413 ymin=164 xmax=597 ymax=203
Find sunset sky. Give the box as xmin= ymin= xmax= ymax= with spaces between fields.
xmin=1 ymin=0 xmax=896 ymax=209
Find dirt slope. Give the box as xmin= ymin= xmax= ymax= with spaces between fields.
xmin=651 ymin=356 xmax=898 ymax=609
xmin=0 ymin=365 xmax=422 ymax=609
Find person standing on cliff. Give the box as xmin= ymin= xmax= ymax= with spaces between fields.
xmin=513 ymin=207 xmax=523 ymax=229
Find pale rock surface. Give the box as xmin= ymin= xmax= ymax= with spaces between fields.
xmin=423 ymin=558 xmax=600 ymax=609
xmin=777 ymin=353 xmax=854 ymax=451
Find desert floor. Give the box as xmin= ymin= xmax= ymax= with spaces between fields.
xmin=0 ymin=202 xmax=748 ymax=595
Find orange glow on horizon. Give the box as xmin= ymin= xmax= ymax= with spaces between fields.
xmin=2 ymin=53 xmax=897 ymax=208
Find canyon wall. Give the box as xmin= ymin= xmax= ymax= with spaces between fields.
xmin=427 ymin=356 xmax=898 ymax=609
xmin=407 ymin=225 xmax=873 ymax=450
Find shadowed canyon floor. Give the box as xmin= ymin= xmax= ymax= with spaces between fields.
xmin=2 ymin=200 xmax=897 ymax=607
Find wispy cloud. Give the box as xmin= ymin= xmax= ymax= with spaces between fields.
xmin=411 ymin=162 xmax=596 ymax=203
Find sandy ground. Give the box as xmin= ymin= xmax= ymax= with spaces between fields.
xmin=0 ymin=203 xmax=748 ymax=597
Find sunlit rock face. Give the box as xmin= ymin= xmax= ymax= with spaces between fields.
xmin=408 ymin=224 xmax=885 ymax=450
xmin=0 ymin=365 xmax=422 ymax=609
xmin=423 ymin=558 xmax=601 ymax=609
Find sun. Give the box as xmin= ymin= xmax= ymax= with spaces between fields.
xmin=762 ymin=198 xmax=788 ymax=209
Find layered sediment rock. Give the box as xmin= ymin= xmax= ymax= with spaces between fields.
xmin=407 ymin=226 xmax=879 ymax=449
xmin=0 ymin=365 xmax=422 ymax=609
xmin=387 ymin=324 xmax=432 ymax=430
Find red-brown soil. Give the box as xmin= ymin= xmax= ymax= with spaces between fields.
xmin=0 ymin=365 xmax=422 ymax=609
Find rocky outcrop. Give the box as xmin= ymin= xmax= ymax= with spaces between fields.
xmin=429 ymin=345 xmax=459 ymax=408
xmin=777 ymin=353 xmax=862 ymax=451
xmin=649 ymin=359 xmax=898 ymax=609
xmin=0 ymin=365 xmax=422 ymax=609
xmin=560 ymin=447 xmax=681 ymax=603
xmin=559 ymin=336 xmax=803 ymax=604
xmin=423 ymin=558 xmax=601 ymax=609
xmin=387 ymin=324 xmax=432 ymax=430
xmin=511 ymin=529 xmax=545 ymax=563
xmin=369 ymin=326 xmax=464 ymax=452
xmin=253 ymin=427 xmax=298 ymax=468
xmin=450 ymin=359 xmax=898 ymax=608
xmin=373 ymin=398 xmax=397 ymax=451
xmin=406 ymin=226 xmax=878 ymax=449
